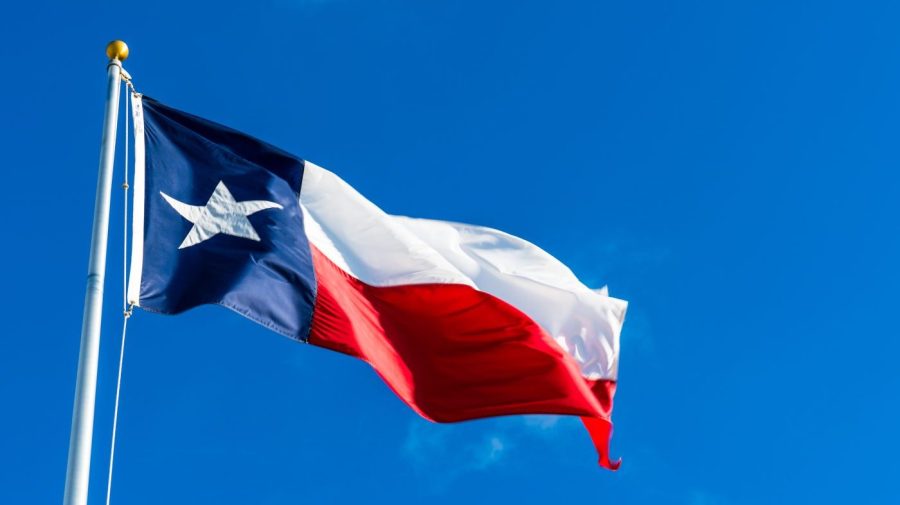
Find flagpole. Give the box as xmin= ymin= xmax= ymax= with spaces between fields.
xmin=63 ymin=40 xmax=129 ymax=505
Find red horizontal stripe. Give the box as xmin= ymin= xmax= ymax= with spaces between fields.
xmin=307 ymin=244 xmax=619 ymax=469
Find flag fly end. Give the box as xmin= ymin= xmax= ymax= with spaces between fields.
xmin=582 ymin=416 xmax=621 ymax=471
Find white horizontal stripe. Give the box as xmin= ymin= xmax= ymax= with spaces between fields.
xmin=300 ymin=162 xmax=626 ymax=380
xmin=299 ymin=162 xmax=474 ymax=287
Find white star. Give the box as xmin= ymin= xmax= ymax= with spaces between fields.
xmin=161 ymin=181 xmax=284 ymax=249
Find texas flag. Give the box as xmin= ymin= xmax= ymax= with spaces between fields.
xmin=126 ymin=94 xmax=628 ymax=469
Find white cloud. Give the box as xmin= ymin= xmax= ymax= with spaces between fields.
xmin=402 ymin=420 xmax=509 ymax=490
xmin=522 ymin=414 xmax=562 ymax=431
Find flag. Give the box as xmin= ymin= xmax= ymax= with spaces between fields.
xmin=127 ymin=94 xmax=628 ymax=469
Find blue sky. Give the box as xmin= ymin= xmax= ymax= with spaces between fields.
xmin=2 ymin=0 xmax=899 ymax=503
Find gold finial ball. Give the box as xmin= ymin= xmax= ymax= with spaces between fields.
xmin=106 ymin=40 xmax=129 ymax=61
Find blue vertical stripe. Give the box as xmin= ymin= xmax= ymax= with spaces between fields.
xmin=137 ymin=97 xmax=317 ymax=341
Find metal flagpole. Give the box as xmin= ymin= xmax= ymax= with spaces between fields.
xmin=63 ymin=40 xmax=130 ymax=505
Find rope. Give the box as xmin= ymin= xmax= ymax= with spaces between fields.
xmin=105 ymin=78 xmax=136 ymax=505
xmin=105 ymin=307 xmax=132 ymax=505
